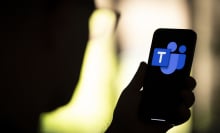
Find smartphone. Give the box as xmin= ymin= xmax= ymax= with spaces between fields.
xmin=139 ymin=28 xmax=197 ymax=124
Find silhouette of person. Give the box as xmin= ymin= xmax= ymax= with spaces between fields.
xmin=0 ymin=0 xmax=196 ymax=133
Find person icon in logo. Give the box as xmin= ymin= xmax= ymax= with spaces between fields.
xmin=160 ymin=42 xmax=187 ymax=74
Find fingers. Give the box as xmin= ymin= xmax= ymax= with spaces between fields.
xmin=186 ymin=76 xmax=197 ymax=90
xmin=181 ymin=89 xmax=195 ymax=108
xmin=172 ymin=77 xmax=196 ymax=125
xmin=180 ymin=76 xmax=196 ymax=108
xmin=121 ymin=62 xmax=196 ymax=127
xmin=172 ymin=106 xmax=191 ymax=125
xmin=126 ymin=62 xmax=147 ymax=92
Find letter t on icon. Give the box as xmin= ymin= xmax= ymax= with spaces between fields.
xmin=152 ymin=48 xmax=171 ymax=67
xmin=157 ymin=51 xmax=166 ymax=63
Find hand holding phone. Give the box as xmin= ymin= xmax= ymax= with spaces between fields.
xmin=139 ymin=28 xmax=197 ymax=125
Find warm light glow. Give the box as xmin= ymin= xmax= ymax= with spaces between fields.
xmin=40 ymin=9 xmax=119 ymax=133
xmin=41 ymin=1 xmax=194 ymax=132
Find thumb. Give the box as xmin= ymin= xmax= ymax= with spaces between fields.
xmin=126 ymin=62 xmax=148 ymax=92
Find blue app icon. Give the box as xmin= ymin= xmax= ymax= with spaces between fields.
xmin=151 ymin=42 xmax=187 ymax=75
xmin=152 ymin=48 xmax=171 ymax=67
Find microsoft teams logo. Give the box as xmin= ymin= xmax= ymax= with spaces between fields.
xmin=152 ymin=42 xmax=186 ymax=74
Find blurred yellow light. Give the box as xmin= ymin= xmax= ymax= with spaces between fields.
xmin=40 ymin=9 xmax=119 ymax=133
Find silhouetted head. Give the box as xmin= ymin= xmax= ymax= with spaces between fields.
xmin=0 ymin=1 xmax=95 ymax=131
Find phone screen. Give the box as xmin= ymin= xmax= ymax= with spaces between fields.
xmin=139 ymin=28 xmax=197 ymax=123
